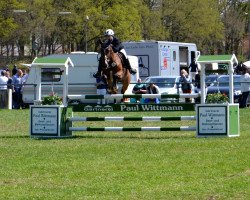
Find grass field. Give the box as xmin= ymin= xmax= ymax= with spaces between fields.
xmin=0 ymin=108 xmax=249 ymax=199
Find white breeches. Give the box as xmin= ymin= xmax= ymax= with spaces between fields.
xmin=120 ymin=49 xmax=128 ymax=59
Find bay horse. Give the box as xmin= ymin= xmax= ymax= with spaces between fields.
xmin=101 ymin=45 xmax=131 ymax=95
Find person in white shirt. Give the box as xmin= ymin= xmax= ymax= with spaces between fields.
xmin=0 ymin=70 xmax=8 ymax=90
xmin=240 ymin=65 xmax=250 ymax=108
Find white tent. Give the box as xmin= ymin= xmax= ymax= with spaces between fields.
xmin=243 ymin=61 xmax=250 ymax=68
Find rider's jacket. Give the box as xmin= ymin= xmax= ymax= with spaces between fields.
xmin=102 ymin=37 xmax=124 ymax=53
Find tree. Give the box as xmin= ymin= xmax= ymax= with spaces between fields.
xmin=140 ymin=0 xmax=166 ymax=40
xmin=0 ymin=0 xmax=19 ymax=58
xmin=219 ymin=0 xmax=250 ymax=58
xmin=161 ymin=0 xmax=224 ymax=54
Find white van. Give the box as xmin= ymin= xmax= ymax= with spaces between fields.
xmin=22 ymin=52 xmax=139 ymax=104
xmin=123 ymin=41 xmax=200 ymax=79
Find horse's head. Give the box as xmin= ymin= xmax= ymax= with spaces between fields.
xmin=104 ymin=45 xmax=113 ymax=60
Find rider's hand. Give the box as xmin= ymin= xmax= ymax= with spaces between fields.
xmin=98 ymin=39 xmax=103 ymax=45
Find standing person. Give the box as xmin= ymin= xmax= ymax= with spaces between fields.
xmin=180 ymin=69 xmax=192 ymax=103
xmin=22 ymin=68 xmax=29 ymax=84
xmin=239 ymin=65 xmax=250 ymax=108
xmin=0 ymin=70 xmax=8 ymax=90
xmin=96 ymin=75 xmax=107 ymax=104
xmin=189 ymin=59 xmax=198 ymax=81
xmin=194 ymin=70 xmax=201 ymax=103
xmin=12 ymin=69 xmax=23 ymax=109
xmin=0 ymin=70 xmax=8 ymax=108
xmin=5 ymin=71 xmax=13 ymax=90
xmin=93 ymin=29 xmax=137 ymax=78
xmin=145 ymin=82 xmax=160 ymax=104
xmin=12 ymin=64 xmax=18 ymax=76
xmin=132 ymin=78 xmax=147 ymax=103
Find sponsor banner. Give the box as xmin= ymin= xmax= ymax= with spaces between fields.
xmin=30 ymin=106 xmax=59 ymax=136
xmin=197 ymin=105 xmax=228 ymax=136
xmin=71 ymin=103 xmax=195 ymax=112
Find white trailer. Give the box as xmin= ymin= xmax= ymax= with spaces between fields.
xmin=123 ymin=41 xmax=199 ymax=79
xmin=22 ymin=52 xmax=139 ymax=104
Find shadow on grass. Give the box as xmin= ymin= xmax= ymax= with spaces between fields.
xmin=72 ymin=134 xmax=195 ymax=140
xmin=0 ymin=135 xmax=30 ymax=139
xmin=0 ymin=134 xmax=195 ymax=140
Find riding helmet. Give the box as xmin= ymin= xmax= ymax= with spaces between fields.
xmin=105 ymin=29 xmax=114 ymax=36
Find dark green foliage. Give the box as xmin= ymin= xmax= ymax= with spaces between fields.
xmin=0 ymin=0 xmax=249 ymax=62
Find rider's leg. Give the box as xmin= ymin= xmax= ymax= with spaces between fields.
xmin=93 ymin=60 xmax=102 ymax=78
xmin=120 ymin=49 xmax=137 ymax=75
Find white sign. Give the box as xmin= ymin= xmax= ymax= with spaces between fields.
xmin=31 ymin=107 xmax=58 ymax=134
xmin=198 ymin=106 xmax=227 ymax=134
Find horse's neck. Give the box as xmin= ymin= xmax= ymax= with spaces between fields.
xmin=110 ymin=52 xmax=121 ymax=64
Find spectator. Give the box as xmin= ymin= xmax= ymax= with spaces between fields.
xmin=194 ymin=70 xmax=201 ymax=103
xmin=132 ymin=78 xmax=147 ymax=103
xmin=12 ymin=69 xmax=23 ymax=109
xmin=180 ymin=69 xmax=192 ymax=103
xmin=234 ymin=62 xmax=243 ymax=75
xmin=5 ymin=71 xmax=13 ymax=90
xmin=22 ymin=68 xmax=30 ymax=84
xmin=0 ymin=70 xmax=8 ymax=108
xmin=0 ymin=70 xmax=8 ymax=90
xmin=12 ymin=64 xmax=18 ymax=76
xmin=239 ymin=65 xmax=250 ymax=108
xmin=145 ymin=82 xmax=160 ymax=104
xmin=96 ymin=75 xmax=107 ymax=104
xmin=189 ymin=59 xmax=198 ymax=81
xmin=4 ymin=66 xmax=10 ymax=72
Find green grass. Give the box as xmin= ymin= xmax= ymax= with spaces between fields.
xmin=0 ymin=108 xmax=249 ymax=199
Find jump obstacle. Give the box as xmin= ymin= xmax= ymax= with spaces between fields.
xmin=66 ymin=94 xmax=197 ymax=133
xmin=68 ymin=114 xmax=197 ymax=132
xmin=29 ymin=55 xmax=240 ymax=138
xmin=67 ymin=94 xmax=199 ymax=100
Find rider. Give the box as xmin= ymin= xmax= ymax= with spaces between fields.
xmin=93 ymin=29 xmax=137 ymax=78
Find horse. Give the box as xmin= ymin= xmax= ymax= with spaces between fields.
xmin=100 ymin=45 xmax=131 ymax=95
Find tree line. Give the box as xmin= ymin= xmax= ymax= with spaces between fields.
xmin=0 ymin=0 xmax=249 ymax=64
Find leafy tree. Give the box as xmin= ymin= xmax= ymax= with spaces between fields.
xmin=0 ymin=0 xmax=19 ymax=58
xmin=162 ymin=0 xmax=224 ymax=54
xmin=140 ymin=0 xmax=166 ymax=40
xmin=1 ymin=0 xmax=249 ymax=62
xmin=219 ymin=0 xmax=250 ymax=57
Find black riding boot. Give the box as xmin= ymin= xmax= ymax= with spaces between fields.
xmin=93 ymin=62 xmax=102 ymax=78
xmin=125 ymin=58 xmax=137 ymax=75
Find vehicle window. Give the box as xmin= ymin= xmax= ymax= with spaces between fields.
xmin=144 ymin=77 xmax=176 ymax=88
xmin=233 ymin=77 xmax=241 ymax=86
xmin=218 ymin=76 xmax=241 ymax=87
xmin=41 ymin=68 xmax=61 ymax=82
xmin=206 ymin=75 xmax=218 ymax=86
xmin=173 ymin=51 xmax=176 ymax=61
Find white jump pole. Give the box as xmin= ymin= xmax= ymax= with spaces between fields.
xmin=35 ymin=67 xmax=41 ymax=102
xmin=8 ymin=89 xmax=12 ymax=109
xmin=63 ymin=64 xmax=69 ymax=107
xmin=200 ymin=63 xmax=206 ymax=104
xmin=228 ymin=61 xmax=234 ymax=104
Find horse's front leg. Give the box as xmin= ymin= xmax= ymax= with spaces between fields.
xmin=112 ymin=75 xmax=118 ymax=94
xmin=114 ymin=70 xmax=123 ymax=80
